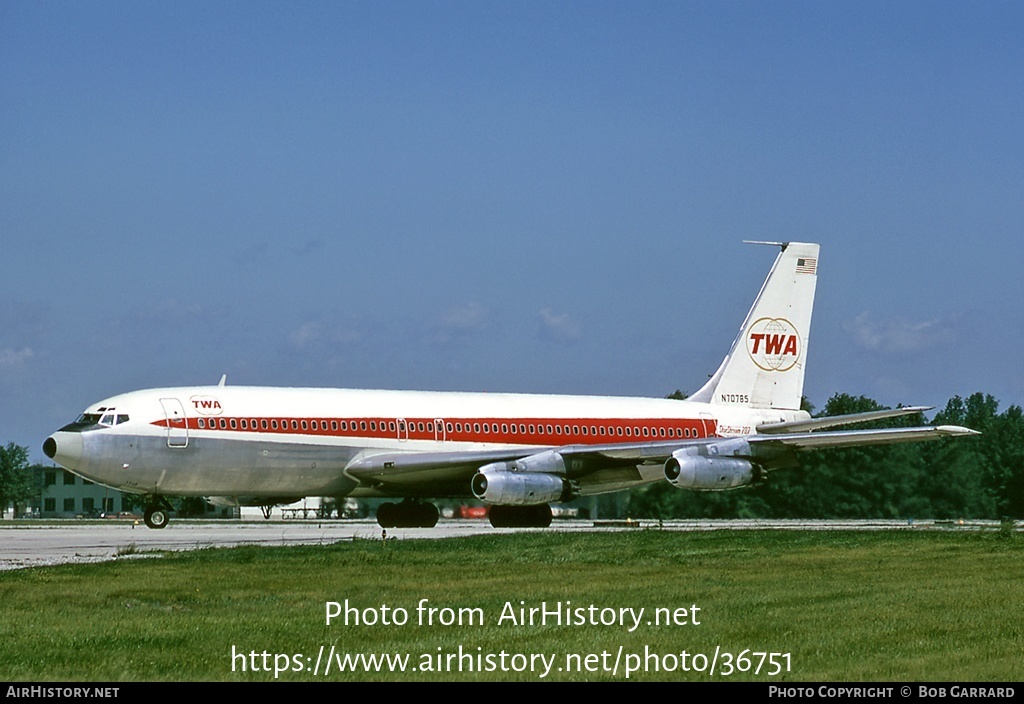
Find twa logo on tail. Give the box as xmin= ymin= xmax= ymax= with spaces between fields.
xmin=746 ymin=317 xmax=800 ymax=371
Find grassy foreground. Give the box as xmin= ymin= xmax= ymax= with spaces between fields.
xmin=0 ymin=529 xmax=1020 ymax=682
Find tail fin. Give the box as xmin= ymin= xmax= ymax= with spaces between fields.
xmin=689 ymin=242 xmax=819 ymax=411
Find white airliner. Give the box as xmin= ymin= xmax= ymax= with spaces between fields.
xmin=43 ymin=242 xmax=977 ymax=529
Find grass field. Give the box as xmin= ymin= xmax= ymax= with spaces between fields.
xmin=0 ymin=529 xmax=1020 ymax=681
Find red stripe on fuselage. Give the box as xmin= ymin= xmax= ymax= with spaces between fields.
xmin=150 ymin=415 xmax=717 ymax=445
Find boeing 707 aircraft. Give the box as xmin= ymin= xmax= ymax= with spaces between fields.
xmin=43 ymin=242 xmax=977 ymax=529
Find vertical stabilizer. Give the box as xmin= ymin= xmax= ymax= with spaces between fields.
xmin=689 ymin=242 xmax=819 ymax=411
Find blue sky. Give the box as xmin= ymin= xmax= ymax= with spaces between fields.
xmin=3 ymin=1 xmax=1022 ymax=458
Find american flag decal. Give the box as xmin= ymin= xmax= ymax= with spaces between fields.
xmin=795 ymin=257 xmax=817 ymax=275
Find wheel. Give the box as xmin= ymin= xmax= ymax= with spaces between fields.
xmin=144 ymin=506 xmax=169 ymax=529
xmin=376 ymin=502 xmax=397 ymax=528
xmin=417 ymin=502 xmax=439 ymax=528
xmin=488 ymin=504 xmax=551 ymax=528
xmin=530 ymin=503 xmax=553 ymax=528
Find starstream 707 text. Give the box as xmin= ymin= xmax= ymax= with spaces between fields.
xmin=231 ymin=644 xmax=791 ymax=679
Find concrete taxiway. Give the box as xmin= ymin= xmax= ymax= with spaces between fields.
xmin=0 ymin=519 xmax=527 ymax=570
xmin=0 ymin=518 xmax=1008 ymax=571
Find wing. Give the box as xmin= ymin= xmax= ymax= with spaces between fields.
xmin=344 ymin=422 xmax=979 ymax=496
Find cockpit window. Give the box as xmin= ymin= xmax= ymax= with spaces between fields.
xmin=67 ymin=412 xmax=129 ymax=430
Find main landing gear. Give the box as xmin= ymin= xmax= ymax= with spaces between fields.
xmin=376 ymin=500 xmax=440 ymax=528
xmin=488 ymin=504 xmax=552 ymax=528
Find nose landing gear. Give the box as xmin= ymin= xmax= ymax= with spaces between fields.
xmin=143 ymin=497 xmax=174 ymax=529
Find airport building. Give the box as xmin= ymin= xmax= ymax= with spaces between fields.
xmin=36 ymin=466 xmax=125 ymax=518
xmin=32 ymin=466 xmax=237 ymax=519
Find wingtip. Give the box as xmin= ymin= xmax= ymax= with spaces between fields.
xmin=935 ymin=425 xmax=981 ymax=436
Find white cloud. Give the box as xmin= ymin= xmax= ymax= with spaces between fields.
xmin=0 ymin=347 xmax=33 ymax=367
xmin=289 ymin=320 xmax=363 ymax=351
xmin=431 ymin=302 xmax=488 ymax=344
xmin=843 ymin=311 xmax=957 ymax=354
xmin=440 ymin=302 xmax=487 ymax=331
xmin=288 ymin=322 xmax=322 ymax=349
xmin=538 ymin=307 xmax=582 ymax=344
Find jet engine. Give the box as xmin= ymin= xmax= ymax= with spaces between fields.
xmin=471 ymin=465 xmax=572 ymax=505
xmin=663 ymin=443 xmax=757 ymax=491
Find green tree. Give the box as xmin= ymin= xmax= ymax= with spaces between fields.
xmin=932 ymin=393 xmax=1023 ymax=518
xmin=0 ymin=443 xmax=35 ymax=518
xmin=795 ymin=393 xmax=930 ymax=519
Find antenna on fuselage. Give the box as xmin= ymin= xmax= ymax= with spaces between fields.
xmin=218 ymin=374 xmax=227 ymax=387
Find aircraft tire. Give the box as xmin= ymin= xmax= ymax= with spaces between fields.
xmin=488 ymin=504 xmax=552 ymax=528
xmin=144 ymin=507 xmax=169 ymax=530
xmin=419 ymin=502 xmax=439 ymax=528
xmin=377 ymin=502 xmax=397 ymax=528
xmin=377 ymin=501 xmax=439 ymax=528
xmin=530 ymin=503 xmax=553 ymax=528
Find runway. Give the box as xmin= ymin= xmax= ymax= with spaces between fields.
xmin=0 ymin=517 xmax=1007 ymax=571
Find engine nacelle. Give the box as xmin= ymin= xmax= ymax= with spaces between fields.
xmin=477 ymin=450 xmax=567 ymax=476
xmin=471 ymin=468 xmax=571 ymax=506
xmin=664 ymin=446 xmax=755 ymax=491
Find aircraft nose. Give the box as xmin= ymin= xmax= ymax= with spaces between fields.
xmin=43 ymin=431 xmax=83 ymax=470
